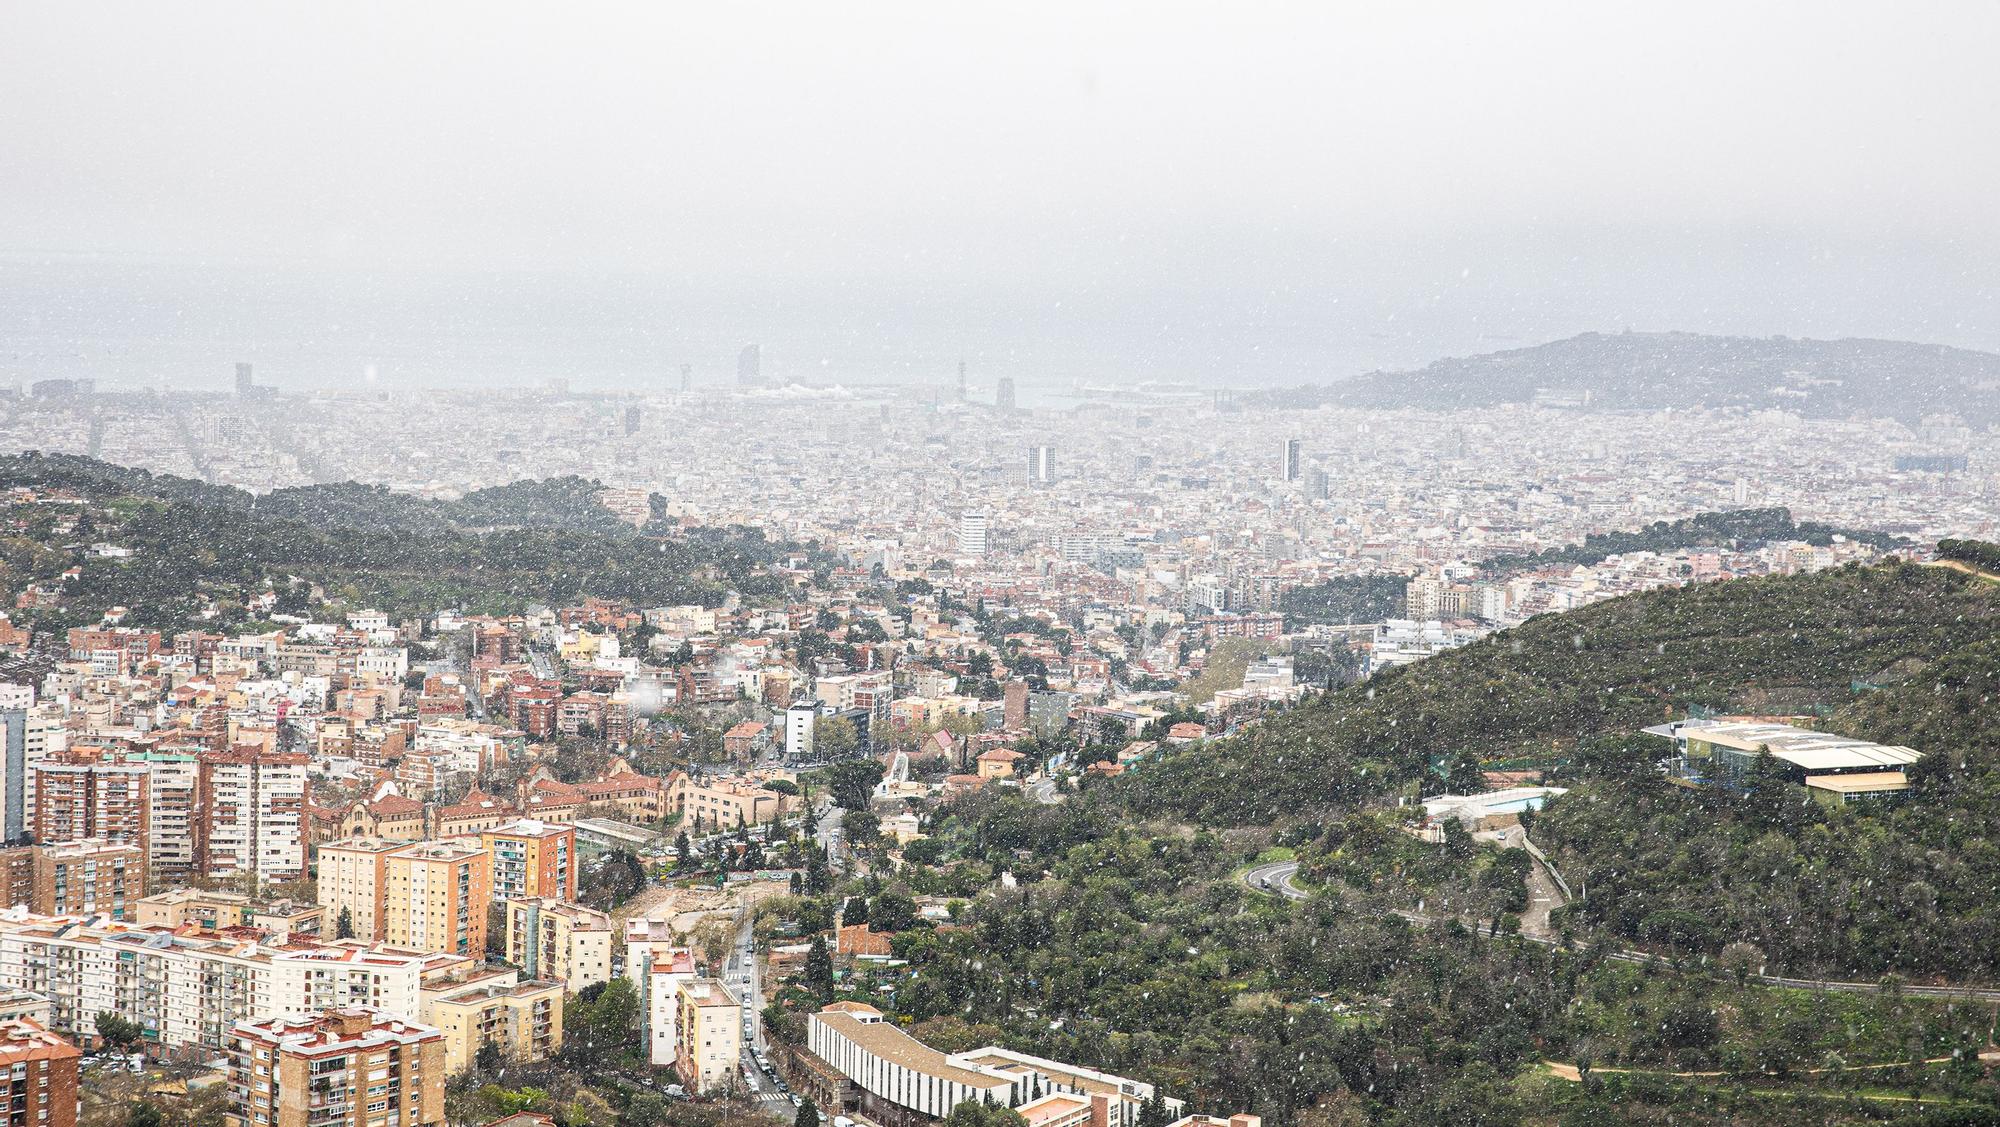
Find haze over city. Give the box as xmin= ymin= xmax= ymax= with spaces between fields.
xmin=2 ymin=7 xmax=2000 ymax=1127
xmin=5 ymin=2 xmax=2000 ymax=392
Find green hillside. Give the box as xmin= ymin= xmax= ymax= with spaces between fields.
xmin=1123 ymin=560 xmax=2000 ymax=826
xmin=0 ymin=453 xmax=810 ymax=631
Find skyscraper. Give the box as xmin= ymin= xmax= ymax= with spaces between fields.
xmin=234 ymin=363 xmax=254 ymax=395
xmin=957 ymin=359 xmax=967 ymax=401
xmin=680 ymin=363 xmax=693 ymax=393
xmin=737 ymin=344 xmax=762 ymax=386
xmin=1026 ymin=445 xmax=1054 ymax=485
xmin=1308 ymin=469 xmax=1331 ymax=501
xmin=957 ymin=511 xmax=989 ymax=557
xmin=1281 ymin=438 xmax=1302 ymax=482
xmin=995 ymin=377 xmax=1016 ymax=411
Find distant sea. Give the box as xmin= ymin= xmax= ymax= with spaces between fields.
xmin=0 ymin=256 xmax=1538 ymax=408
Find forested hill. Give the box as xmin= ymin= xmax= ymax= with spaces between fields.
xmin=1122 ymin=558 xmax=2000 ymax=826
xmin=0 ymin=452 xmax=640 ymax=535
xmin=1120 ymin=551 xmax=2000 ymax=978
xmin=1258 ymin=331 xmax=2000 ymax=425
xmin=0 ymin=453 xmax=809 ymax=630
xmin=1480 ymin=507 xmax=1903 ymax=574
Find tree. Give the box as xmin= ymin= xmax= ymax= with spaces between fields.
xmin=486 ymin=903 xmax=507 ymax=958
xmin=805 ymin=935 xmax=835 ymax=1003
xmin=675 ymin=831 xmax=692 ymax=867
xmin=870 ymin=891 xmax=919 ymax=933
xmin=1718 ymin=941 xmax=1764 ymax=986
xmin=335 ymin=906 xmax=355 ymax=940
xmin=695 ymin=916 xmax=736 ymax=968
xmin=944 ymin=1101 xmax=1027 ymax=1127
xmin=816 ymin=716 xmax=861 ymax=760
xmin=560 ymin=978 xmax=640 ymax=1068
xmin=125 ymin=1103 xmax=164 ymax=1127
xmin=806 ymin=855 xmax=833 ymax=893
xmin=794 ymin=1098 xmax=821 ymax=1127
xmin=841 ymin=809 xmax=880 ymax=844
xmin=96 ymin=1011 xmax=144 ymax=1052
xmin=825 ymin=760 xmax=885 ymax=810
xmin=843 ymin=895 xmax=870 ymax=927
xmin=475 ymin=1039 xmax=506 ymax=1075
xmin=623 ymin=1094 xmax=672 ymax=1127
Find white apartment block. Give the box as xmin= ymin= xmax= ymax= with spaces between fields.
xmin=0 ymin=911 xmax=461 ymax=1053
xmin=200 ymin=751 xmax=309 ymax=882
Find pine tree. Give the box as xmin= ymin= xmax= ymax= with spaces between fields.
xmin=805 ymin=935 xmax=835 ymax=1003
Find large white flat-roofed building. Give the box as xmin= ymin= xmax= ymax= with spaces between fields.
xmin=806 ymin=1003 xmax=1174 ymax=1127
xmin=1651 ymin=718 xmax=1924 ymax=797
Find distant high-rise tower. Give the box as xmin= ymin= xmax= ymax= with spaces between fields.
xmin=1309 ymin=469 xmax=1331 ymax=501
xmin=680 ymin=363 xmax=693 ymax=394
xmin=737 ymin=344 xmax=761 ymax=387
xmin=1282 ymin=438 xmax=1302 ymax=482
xmin=624 ymin=405 xmax=642 ymax=435
xmin=957 ymin=360 xmax=968 ymax=402
xmin=1733 ymin=477 xmax=1750 ymax=505
xmin=957 ymin=511 xmax=989 ymax=557
xmin=235 ymin=363 xmax=254 ymax=396
xmin=1026 ymin=445 xmax=1054 ymax=485
xmin=995 ymin=377 xmax=1016 ymax=411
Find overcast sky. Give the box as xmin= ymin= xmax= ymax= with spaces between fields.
xmin=3 ymin=2 xmax=1999 ymax=384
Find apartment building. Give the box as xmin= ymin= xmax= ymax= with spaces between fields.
xmin=135 ymin=889 xmax=323 ymax=942
xmin=316 ymin=838 xmax=405 ymax=943
xmin=421 ymin=977 xmax=562 ymax=1073
xmin=0 ymin=914 xmax=462 ymax=1053
xmin=667 ymin=776 xmax=784 ymax=830
xmin=29 ymin=754 xmax=150 ymax=859
xmin=134 ymin=749 xmax=199 ymax=885
xmin=31 ymin=839 xmax=143 ymax=919
xmin=503 ymin=899 xmax=611 ymax=990
xmin=636 ymin=945 xmax=696 ymax=1068
xmin=477 ymin=820 xmax=575 ymax=902
xmin=0 ymin=992 xmax=50 ymax=1027
xmin=197 ymin=748 xmax=310 ymax=884
xmin=0 ymin=705 xmax=66 ymax=843
xmin=0 ymin=1019 xmax=78 ymax=1127
xmin=383 ymin=841 xmax=490 ymax=957
xmin=0 ymin=848 xmax=31 ymax=909
xmin=673 ymin=979 xmax=739 ymax=1095
xmin=226 ymin=1008 xmax=444 ymax=1127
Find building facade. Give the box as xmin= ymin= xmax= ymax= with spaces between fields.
xmin=226 ymin=1009 xmax=444 ymax=1127
xmin=503 ymin=899 xmax=611 ymax=990
xmin=0 ymin=1019 xmax=78 ymax=1127
xmin=31 ymin=838 xmax=144 ymax=919
xmin=382 ymin=841 xmax=491 ymax=957
xmin=673 ymin=979 xmax=739 ymax=1095
xmin=477 ymin=820 xmax=575 ymax=902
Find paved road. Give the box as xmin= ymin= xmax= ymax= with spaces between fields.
xmin=1239 ymin=860 xmax=2000 ymax=1002
xmin=728 ymin=906 xmax=795 ymax=1119
xmin=1243 ymin=860 xmax=1307 ymax=899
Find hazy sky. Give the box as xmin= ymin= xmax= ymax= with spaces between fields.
xmin=4 ymin=2 xmax=1999 ymax=386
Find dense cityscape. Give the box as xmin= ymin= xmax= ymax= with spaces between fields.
xmin=8 ymin=4 xmax=2000 ymax=1127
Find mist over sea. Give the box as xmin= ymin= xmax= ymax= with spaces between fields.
xmin=9 ymin=246 xmax=2000 ymax=408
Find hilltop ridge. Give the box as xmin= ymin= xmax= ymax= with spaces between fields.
xmin=1261 ymin=331 xmax=2000 ymax=424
